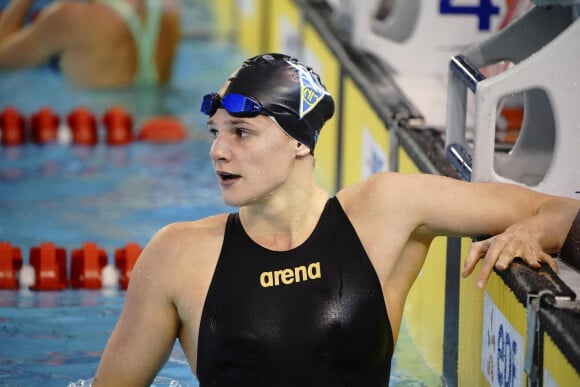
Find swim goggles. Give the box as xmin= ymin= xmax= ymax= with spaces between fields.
xmin=200 ymin=93 xmax=270 ymax=117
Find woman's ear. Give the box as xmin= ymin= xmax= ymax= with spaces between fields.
xmin=295 ymin=142 xmax=311 ymax=157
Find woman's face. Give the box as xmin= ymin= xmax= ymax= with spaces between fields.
xmin=208 ymin=107 xmax=299 ymax=207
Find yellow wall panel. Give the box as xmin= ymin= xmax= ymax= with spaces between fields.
xmin=461 ymin=267 xmax=528 ymax=386
xmin=398 ymin=146 xmax=420 ymax=174
xmin=457 ymin=237 xmax=487 ymax=384
xmin=402 ymin=236 xmax=447 ymax=375
xmin=303 ymin=25 xmax=340 ymax=193
xmin=235 ymin=0 xmax=269 ymax=55
xmin=208 ymin=0 xmax=236 ymax=40
xmin=341 ymin=77 xmax=389 ymax=187
xmin=265 ymin=0 xmax=301 ymax=54
xmin=543 ymin=333 xmax=580 ymax=384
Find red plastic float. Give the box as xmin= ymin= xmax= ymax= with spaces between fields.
xmin=70 ymin=242 xmax=108 ymax=289
xmin=500 ymin=107 xmax=524 ymax=130
xmin=67 ymin=107 xmax=98 ymax=146
xmin=0 ymin=107 xmax=26 ymax=146
xmin=115 ymin=242 xmax=142 ymax=289
xmin=138 ymin=117 xmax=186 ymax=143
xmin=103 ymin=105 xmax=133 ymax=146
xmin=497 ymin=106 xmax=524 ymax=144
xmin=29 ymin=242 xmax=67 ymax=291
xmin=30 ymin=107 xmax=60 ymax=144
xmin=0 ymin=242 xmax=23 ymax=289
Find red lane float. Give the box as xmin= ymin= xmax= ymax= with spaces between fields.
xmin=67 ymin=107 xmax=98 ymax=146
xmin=70 ymin=242 xmax=108 ymax=289
xmin=0 ymin=242 xmax=23 ymax=289
xmin=115 ymin=242 xmax=142 ymax=290
xmin=0 ymin=107 xmax=26 ymax=146
xmin=138 ymin=117 xmax=186 ymax=143
xmin=1 ymin=241 xmax=144 ymax=290
xmin=31 ymin=107 xmax=60 ymax=145
xmin=29 ymin=242 xmax=67 ymax=291
xmin=1 ymin=106 xmax=187 ymax=146
xmin=103 ymin=105 xmax=133 ymax=146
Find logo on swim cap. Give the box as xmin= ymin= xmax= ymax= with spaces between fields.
xmin=287 ymin=61 xmax=329 ymax=119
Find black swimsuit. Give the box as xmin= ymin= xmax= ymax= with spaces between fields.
xmin=197 ymin=197 xmax=393 ymax=386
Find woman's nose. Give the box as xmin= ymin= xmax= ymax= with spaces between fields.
xmin=209 ymin=134 xmax=230 ymax=161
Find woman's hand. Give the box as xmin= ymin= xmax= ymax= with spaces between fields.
xmin=461 ymin=223 xmax=558 ymax=289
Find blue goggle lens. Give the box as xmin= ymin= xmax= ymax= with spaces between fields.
xmin=200 ymin=93 xmax=265 ymax=117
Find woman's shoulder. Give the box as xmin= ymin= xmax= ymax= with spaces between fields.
xmin=336 ymin=172 xmax=402 ymax=207
xmin=135 ymin=213 xmax=230 ymax=275
xmin=156 ymin=213 xmax=230 ymax=243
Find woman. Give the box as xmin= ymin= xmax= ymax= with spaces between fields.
xmin=0 ymin=0 xmax=181 ymax=88
xmin=94 ymin=53 xmax=579 ymax=386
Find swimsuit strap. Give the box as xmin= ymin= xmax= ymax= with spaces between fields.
xmin=137 ymin=0 xmax=161 ymax=85
xmin=96 ymin=0 xmax=161 ymax=85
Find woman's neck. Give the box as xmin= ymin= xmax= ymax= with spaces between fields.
xmin=239 ymin=183 xmax=329 ymax=251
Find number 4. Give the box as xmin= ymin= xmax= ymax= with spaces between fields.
xmin=439 ymin=0 xmax=501 ymax=31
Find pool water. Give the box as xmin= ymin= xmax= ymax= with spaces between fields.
xmin=0 ymin=139 xmax=229 ymax=254
xmin=0 ymin=1 xmax=443 ymax=385
xmin=0 ymin=289 xmax=197 ymax=386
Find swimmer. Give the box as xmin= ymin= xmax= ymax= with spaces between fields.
xmin=0 ymin=0 xmax=181 ymax=88
xmin=93 ymin=53 xmax=580 ymax=386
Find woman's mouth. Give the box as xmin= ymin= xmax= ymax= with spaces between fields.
xmin=217 ymin=171 xmax=241 ymax=185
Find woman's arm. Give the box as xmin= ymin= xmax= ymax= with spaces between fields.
xmin=358 ymin=172 xmax=579 ymax=287
xmin=396 ymin=172 xmax=580 ymax=287
xmin=0 ymin=1 xmax=76 ymax=68
xmin=93 ymin=231 xmax=181 ymax=386
xmin=0 ymin=0 xmax=34 ymax=40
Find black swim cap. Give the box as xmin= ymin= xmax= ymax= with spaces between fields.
xmin=224 ymin=53 xmax=335 ymax=154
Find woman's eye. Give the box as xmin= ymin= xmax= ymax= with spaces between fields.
xmin=236 ymin=128 xmax=250 ymax=138
xmin=209 ymin=128 xmax=218 ymax=139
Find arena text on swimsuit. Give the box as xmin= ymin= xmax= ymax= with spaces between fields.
xmin=259 ymin=261 xmax=322 ymax=288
